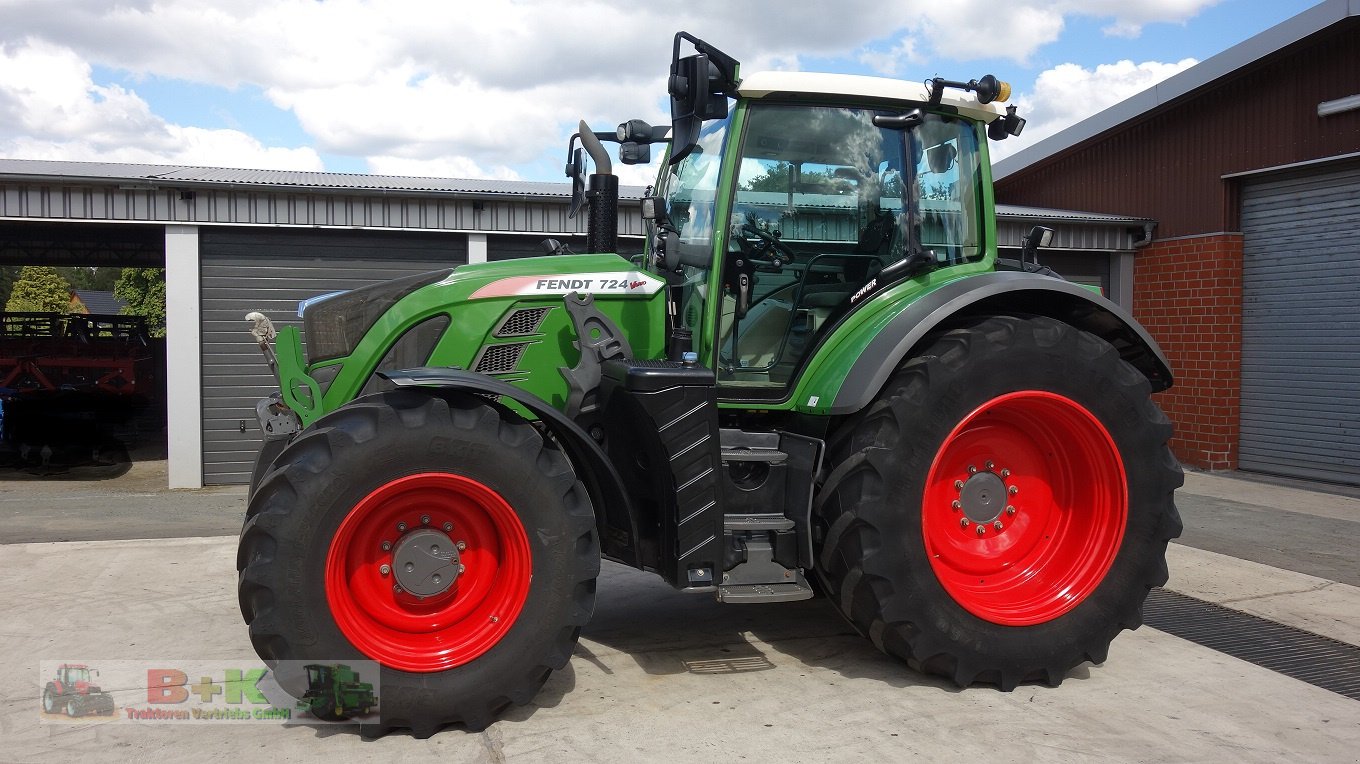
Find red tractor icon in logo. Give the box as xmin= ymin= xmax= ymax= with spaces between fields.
xmin=42 ymin=664 xmax=115 ymax=717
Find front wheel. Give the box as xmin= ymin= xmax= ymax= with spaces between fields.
xmin=813 ymin=316 xmax=1182 ymax=690
xmin=42 ymin=685 xmax=60 ymax=714
xmin=237 ymin=391 xmax=600 ymax=737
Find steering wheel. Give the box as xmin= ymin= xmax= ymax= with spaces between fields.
xmin=738 ymin=224 xmax=797 ymax=269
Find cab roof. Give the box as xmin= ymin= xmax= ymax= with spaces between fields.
xmin=736 ymin=71 xmax=1006 ymax=122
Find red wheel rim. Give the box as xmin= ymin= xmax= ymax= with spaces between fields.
xmin=325 ymin=473 xmax=531 ymax=672
xmin=922 ymin=391 xmax=1127 ymax=625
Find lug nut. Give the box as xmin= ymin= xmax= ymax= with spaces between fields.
xmin=392 ymin=584 xmax=402 ymax=593
xmin=421 ymin=515 xmax=430 ymax=525
xmin=954 ymin=480 xmax=965 ymax=490
xmin=1008 ymin=486 xmax=1019 ymax=495
xmin=976 ymin=525 xmax=986 ymax=536
xmin=968 ymin=465 xmax=978 ymax=474
xmin=985 ymin=460 xmax=995 ymax=470
xmin=490 ymin=615 xmax=500 ymax=623
xmin=1000 ymin=469 xmax=1011 ymax=478
xmin=456 ymin=541 xmax=467 ymax=551
xmin=379 ymin=564 xmax=390 ymax=576
xmin=960 ymin=518 xmax=970 ymax=529
xmin=459 ymin=564 xmax=466 ymax=574
xmin=443 ymin=522 xmax=453 ymax=532
xmin=397 ymin=521 xmax=407 ymax=532
xmin=951 ymin=500 xmax=961 ymax=510
xmin=1006 ymin=505 xmax=1016 ymax=516
xmin=993 ymin=521 xmax=1004 ymax=531
xmin=381 ymin=541 xmax=391 ymax=551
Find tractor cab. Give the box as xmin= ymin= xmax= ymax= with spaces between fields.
xmin=654 ymin=91 xmax=990 ymax=390
xmin=58 ymin=664 xmax=92 ymax=687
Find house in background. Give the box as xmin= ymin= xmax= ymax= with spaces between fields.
xmin=994 ymin=0 xmax=1360 ymax=485
xmin=70 ymin=290 xmax=128 ymax=315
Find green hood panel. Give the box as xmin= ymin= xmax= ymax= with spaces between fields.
xmin=284 ymin=253 xmax=668 ymax=423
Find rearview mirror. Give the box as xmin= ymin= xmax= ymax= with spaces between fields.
xmin=927 ymin=144 xmax=957 ymax=174
xmin=566 ymin=146 xmax=586 ymax=219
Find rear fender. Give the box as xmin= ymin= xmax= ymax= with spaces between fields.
xmin=824 ymin=271 xmax=1173 ymax=415
xmin=378 ymin=367 xmax=643 ymax=569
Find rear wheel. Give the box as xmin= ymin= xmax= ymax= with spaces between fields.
xmin=237 ymin=390 xmax=599 ymax=737
xmin=813 ymin=316 xmax=1182 ymax=689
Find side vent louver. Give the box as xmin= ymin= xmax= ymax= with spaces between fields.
xmin=495 ymin=307 xmax=551 ymax=337
xmin=472 ymin=343 xmax=528 ymax=374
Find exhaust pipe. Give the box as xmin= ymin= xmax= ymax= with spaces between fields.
xmin=578 ymin=120 xmax=618 ymax=254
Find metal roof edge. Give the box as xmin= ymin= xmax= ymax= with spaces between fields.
xmin=995 ymin=203 xmax=1152 ymax=225
xmin=0 ymin=158 xmax=647 ymax=200
xmin=994 ymin=0 xmax=1357 ymax=180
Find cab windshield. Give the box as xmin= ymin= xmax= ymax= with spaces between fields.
xmin=720 ymin=103 xmax=984 ymax=387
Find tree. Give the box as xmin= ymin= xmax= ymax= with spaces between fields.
xmin=4 ymin=265 xmax=75 ymax=313
xmin=114 ymin=267 xmax=167 ymax=337
xmin=57 ymin=266 xmax=122 ymax=292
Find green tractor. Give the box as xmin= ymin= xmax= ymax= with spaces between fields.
xmin=238 ymin=32 xmax=1181 ymax=738
xmin=296 ymin=664 xmax=377 ymax=721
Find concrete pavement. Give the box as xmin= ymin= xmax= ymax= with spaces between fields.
xmin=0 ymin=467 xmax=1357 ymax=761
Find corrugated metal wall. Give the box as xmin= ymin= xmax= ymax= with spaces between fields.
xmin=995 ymin=19 xmax=1360 ymax=239
xmin=1239 ymin=164 xmax=1360 ymax=484
xmin=201 ymin=227 xmax=467 ymax=485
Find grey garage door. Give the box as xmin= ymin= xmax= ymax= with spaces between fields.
xmin=201 ymin=227 xmax=467 ymax=485
xmin=1240 ymin=164 xmax=1360 ymax=485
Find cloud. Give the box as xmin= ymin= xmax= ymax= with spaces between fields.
xmin=0 ymin=0 xmax=1225 ymax=178
xmin=990 ymin=57 xmax=1198 ymax=162
xmin=0 ymin=38 xmax=322 ymax=170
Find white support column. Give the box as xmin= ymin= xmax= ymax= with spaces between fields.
xmin=466 ymin=232 xmax=488 ymax=264
xmin=165 ymin=225 xmax=202 ymax=488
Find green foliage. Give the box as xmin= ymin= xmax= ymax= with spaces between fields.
xmin=4 ymin=265 xmax=76 ymax=313
xmin=57 ymin=266 xmax=121 ymax=292
xmin=114 ymin=267 xmax=167 ymax=337
xmin=0 ymin=265 xmax=17 ymax=308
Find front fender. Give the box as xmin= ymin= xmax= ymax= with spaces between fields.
xmin=378 ymin=367 xmax=642 ymax=569
xmin=811 ymin=271 xmax=1173 ymax=415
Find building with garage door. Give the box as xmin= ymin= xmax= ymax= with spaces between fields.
xmin=994 ymin=0 xmax=1360 ymax=485
xmin=2 ymin=159 xmax=1149 ymax=488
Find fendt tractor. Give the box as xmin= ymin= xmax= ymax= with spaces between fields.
xmin=238 ymin=32 xmax=1182 ymax=737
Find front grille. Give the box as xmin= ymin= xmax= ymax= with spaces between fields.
xmin=472 ymin=343 xmax=528 ymax=374
xmin=495 ymin=307 xmax=551 ymax=337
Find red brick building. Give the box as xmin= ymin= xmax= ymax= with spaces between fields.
xmin=994 ymin=0 xmax=1360 ymax=485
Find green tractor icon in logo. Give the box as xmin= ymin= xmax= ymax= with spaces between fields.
xmin=296 ymin=664 xmax=377 ymax=721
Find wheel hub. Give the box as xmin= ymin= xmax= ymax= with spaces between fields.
xmin=959 ymin=470 xmax=1007 ymax=524
xmin=391 ymin=527 xmax=462 ymax=597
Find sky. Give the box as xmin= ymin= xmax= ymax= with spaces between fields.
xmin=0 ymin=0 xmax=1323 ymax=186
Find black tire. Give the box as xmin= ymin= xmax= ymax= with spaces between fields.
xmin=42 ymin=684 xmax=61 ymax=714
xmin=813 ymin=315 xmax=1183 ymax=690
xmin=65 ymin=698 xmax=81 ymax=717
xmin=246 ymin=437 xmax=288 ymax=502
xmin=237 ymin=390 xmax=599 ymax=737
xmin=309 ymin=696 xmax=347 ymax=722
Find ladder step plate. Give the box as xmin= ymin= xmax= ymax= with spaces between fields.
xmin=717 ymin=582 xmax=814 ymax=603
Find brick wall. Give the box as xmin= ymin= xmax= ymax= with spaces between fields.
xmin=1132 ymin=233 xmax=1243 ymax=470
